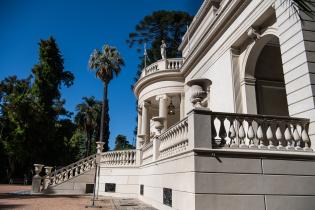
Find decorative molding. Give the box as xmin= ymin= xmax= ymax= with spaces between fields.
xmin=247 ymin=27 xmax=261 ymax=40
xmin=240 ymin=77 xmax=256 ymax=86
xmin=155 ymin=94 xmax=169 ymax=101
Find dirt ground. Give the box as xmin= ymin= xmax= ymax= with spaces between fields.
xmin=0 ymin=185 xmax=114 ymax=210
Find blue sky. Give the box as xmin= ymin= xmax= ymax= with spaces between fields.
xmin=0 ymin=0 xmax=202 ymax=149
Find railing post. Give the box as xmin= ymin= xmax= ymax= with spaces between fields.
xmin=43 ymin=166 xmax=53 ymax=190
xmin=32 ymin=164 xmax=44 ymax=193
xmin=153 ymin=137 xmax=160 ymax=161
xmin=187 ymin=108 xmax=212 ymax=150
xmin=136 ymin=148 xmax=142 ymax=166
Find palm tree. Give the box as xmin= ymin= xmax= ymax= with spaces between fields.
xmin=88 ymin=45 xmax=125 ymax=152
xmin=75 ymin=96 xmax=102 ymax=157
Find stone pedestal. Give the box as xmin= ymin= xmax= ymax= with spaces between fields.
xmin=32 ymin=164 xmax=44 ymax=193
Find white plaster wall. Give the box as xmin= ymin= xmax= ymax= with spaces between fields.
xmin=185 ymin=50 xmax=235 ymax=115
xmin=98 ymin=167 xmax=139 ymax=198
xmin=98 ymin=152 xmax=196 ymax=210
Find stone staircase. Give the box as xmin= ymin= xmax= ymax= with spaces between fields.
xmin=42 ymin=154 xmax=97 ymax=194
xmin=33 ymin=149 xmax=138 ymax=195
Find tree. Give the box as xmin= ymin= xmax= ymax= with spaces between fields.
xmin=127 ymin=10 xmax=193 ymax=80
xmin=114 ymin=134 xmax=135 ymax=151
xmin=0 ymin=76 xmax=35 ymax=180
xmin=32 ymin=37 xmax=74 ymax=118
xmin=0 ymin=37 xmax=76 ymax=182
xmin=127 ymin=11 xmax=193 ymax=140
xmin=31 ymin=37 xmax=75 ymax=165
xmin=88 ymin=45 xmax=125 ymax=152
xmin=74 ymin=96 xmax=102 ymax=157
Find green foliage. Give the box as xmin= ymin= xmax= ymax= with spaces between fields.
xmin=0 ymin=37 xmax=76 ymax=182
xmin=74 ymin=96 xmax=102 ymax=157
xmin=114 ymin=134 xmax=135 ymax=151
xmin=89 ymin=44 xmax=125 ymax=152
xmin=127 ymin=10 xmax=193 ymax=82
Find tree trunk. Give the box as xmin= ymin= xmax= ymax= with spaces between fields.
xmin=99 ymin=83 xmax=110 ymax=151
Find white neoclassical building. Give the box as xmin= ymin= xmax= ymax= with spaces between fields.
xmin=34 ymin=0 xmax=315 ymax=210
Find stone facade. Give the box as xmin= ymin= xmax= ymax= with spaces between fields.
xmin=36 ymin=0 xmax=315 ymax=210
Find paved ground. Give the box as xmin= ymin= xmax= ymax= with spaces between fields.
xmin=0 ymin=185 xmax=156 ymax=210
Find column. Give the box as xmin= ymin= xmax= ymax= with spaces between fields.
xmin=141 ymin=101 xmax=150 ymax=142
xmin=180 ymin=92 xmax=185 ymax=119
xmin=136 ymin=106 xmax=142 ymax=149
xmin=240 ymin=77 xmax=257 ymax=114
xmin=156 ymin=94 xmax=169 ymax=131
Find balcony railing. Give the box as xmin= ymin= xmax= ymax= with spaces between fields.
xmin=211 ymin=112 xmax=312 ymax=152
xmin=142 ymin=141 xmax=153 ymax=164
xmin=141 ymin=58 xmax=184 ymax=78
xmin=159 ymin=117 xmax=189 ymax=159
xmin=140 ymin=109 xmax=313 ymax=164
xmin=101 ymin=149 xmax=137 ymax=167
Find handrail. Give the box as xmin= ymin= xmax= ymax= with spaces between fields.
xmin=101 ymin=149 xmax=137 ymax=166
xmin=51 ymin=154 xmax=96 ymax=176
xmin=210 ymin=111 xmax=312 ymax=151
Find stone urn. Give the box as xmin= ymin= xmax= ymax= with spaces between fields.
xmin=137 ymin=134 xmax=146 ymax=143
xmin=33 ymin=164 xmax=44 ymax=177
xmin=44 ymin=166 xmax=53 ymax=176
xmin=96 ymin=141 xmax=105 ymax=154
xmin=186 ymin=78 xmax=212 ymax=108
xmin=152 ymin=116 xmax=165 ymax=135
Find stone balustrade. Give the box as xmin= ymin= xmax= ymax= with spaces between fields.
xmin=167 ymin=58 xmax=183 ymax=69
xmin=32 ymin=110 xmax=314 ymax=193
xmin=210 ymin=112 xmax=312 ymax=152
xmin=49 ymin=154 xmax=96 ymax=187
xmin=142 ymin=141 xmax=153 ymax=164
xmin=141 ymin=58 xmax=184 ymax=78
xmin=101 ymin=149 xmax=136 ymax=166
xmin=158 ymin=117 xmax=189 ymax=159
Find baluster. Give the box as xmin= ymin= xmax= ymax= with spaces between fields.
xmin=293 ymin=125 xmax=303 ymax=151
xmin=276 ymin=124 xmax=285 ymax=150
xmin=212 ymin=117 xmax=218 ymax=146
xmin=302 ymin=124 xmax=312 ymax=152
xmin=214 ymin=117 xmax=226 ymax=147
xmin=247 ymin=119 xmax=257 ymax=149
xmin=284 ymin=124 xmax=294 ymax=150
xmin=120 ymin=152 xmax=123 ymax=165
xmin=229 ymin=119 xmax=237 ymax=148
xmin=127 ymin=151 xmax=130 ymax=165
xmin=239 ymin=119 xmax=247 ymax=148
xmin=62 ymin=170 xmax=67 ymax=181
xmin=132 ymin=151 xmax=135 ymax=164
xmin=130 ymin=151 xmax=134 ymax=164
xmin=219 ymin=117 xmax=227 ymax=147
xmin=257 ymin=122 xmax=266 ymax=149
xmin=267 ymin=123 xmax=276 ymax=150
xmin=115 ymin=153 xmax=118 ymax=165
xmin=124 ymin=151 xmax=127 ymax=165
xmin=68 ymin=168 xmax=73 ymax=179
